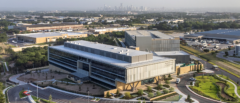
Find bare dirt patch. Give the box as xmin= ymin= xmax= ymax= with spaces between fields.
xmin=216 ymin=82 xmax=234 ymax=100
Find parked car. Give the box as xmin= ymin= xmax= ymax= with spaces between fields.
xmin=176 ymin=78 xmax=181 ymax=84
xmin=189 ymin=77 xmax=196 ymax=81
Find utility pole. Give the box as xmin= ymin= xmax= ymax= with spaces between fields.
xmin=37 ymin=84 xmax=38 ymax=99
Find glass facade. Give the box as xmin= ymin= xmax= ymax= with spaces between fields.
xmin=49 ymin=48 xmax=78 ymax=69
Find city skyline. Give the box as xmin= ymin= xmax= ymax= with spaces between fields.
xmin=0 ymin=0 xmax=240 ymax=11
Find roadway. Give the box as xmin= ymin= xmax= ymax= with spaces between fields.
xmin=177 ymin=58 xmax=240 ymax=103
xmin=8 ymin=84 xmax=151 ymax=103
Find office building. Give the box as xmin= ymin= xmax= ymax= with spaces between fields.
xmin=48 ymin=40 xmax=175 ymax=90
xmin=16 ymin=32 xmax=87 ymax=44
xmin=125 ymin=30 xmax=180 ymax=51
xmin=184 ymin=29 xmax=240 ymax=43
xmin=153 ymin=51 xmax=190 ymax=64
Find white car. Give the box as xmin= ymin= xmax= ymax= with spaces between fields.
xmin=176 ymin=78 xmax=181 ymax=84
xmin=189 ymin=77 xmax=196 ymax=81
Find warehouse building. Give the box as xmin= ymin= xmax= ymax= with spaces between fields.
xmin=16 ymin=32 xmax=88 ymax=44
xmin=89 ymin=27 xmax=136 ymax=34
xmin=16 ymin=23 xmax=83 ymax=32
xmin=184 ymin=29 xmax=240 ymax=43
xmin=48 ymin=40 xmax=175 ymax=90
xmin=125 ymin=30 xmax=180 ymax=52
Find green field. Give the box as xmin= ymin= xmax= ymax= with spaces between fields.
xmin=191 ymin=75 xmax=237 ymax=101
xmin=163 ymin=95 xmax=182 ymax=101
xmin=219 ymin=75 xmax=240 ymax=96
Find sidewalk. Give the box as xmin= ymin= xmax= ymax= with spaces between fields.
xmin=9 ymin=73 xmax=27 ymax=85
xmin=172 ymin=85 xmax=199 ymax=103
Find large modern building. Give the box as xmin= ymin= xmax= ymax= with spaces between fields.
xmin=184 ymin=29 xmax=240 ymax=43
xmin=152 ymin=51 xmax=190 ymax=64
xmin=125 ymin=30 xmax=180 ymax=52
xmin=17 ymin=32 xmax=87 ymax=44
xmin=48 ymin=40 xmax=175 ymax=90
xmin=16 ymin=23 xmax=83 ymax=32
xmin=236 ymin=45 xmax=240 ymax=56
xmin=89 ymin=27 xmax=137 ymax=34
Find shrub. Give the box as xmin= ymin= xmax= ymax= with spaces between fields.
xmin=147 ymin=86 xmax=152 ymax=92
xmin=124 ymin=92 xmax=131 ymax=99
xmin=163 ymin=89 xmax=169 ymax=94
xmin=148 ymin=93 xmax=154 ymax=98
xmin=156 ymin=91 xmax=161 ymax=96
xmin=157 ymin=84 xmax=163 ymax=90
xmin=138 ymin=89 xmax=143 ymax=96
xmin=106 ymin=92 xmax=111 ymax=98
xmin=165 ymin=80 xmax=170 ymax=84
xmin=169 ymin=87 xmax=174 ymax=92
xmin=163 ymin=84 xmax=170 ymax=88
xmin=116 ymin=89 xmax=120 ymax=96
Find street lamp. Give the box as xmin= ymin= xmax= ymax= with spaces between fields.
xmin=37 ymin=84 xmax=38 ymax=99
xmin=88 ymin=91 xmax=89 ymax=103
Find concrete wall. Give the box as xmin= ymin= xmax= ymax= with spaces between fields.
xmin=176 ymin=64 xmax=204 ymax=75
xmin=126 ymin=59 xmax=175 ymax=83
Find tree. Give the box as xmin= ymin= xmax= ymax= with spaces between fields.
xmin=147 ymin=86 xmax=152 ymax=92
xmin=148 ymin=93 xmax=154 ymax=98
xmin=106 ymin=92 xmax=111 ymax=98
xmin=193 ymin=74 xmax=196 ymax=77
xmin=138 ymin=89 xmax=143 ymax=96
xmin=163 ymin=89 xmax=169 ymax=94
xmin=165 ymin=80 xmax=170 ymax=84
xmin=157 ymin=84 xmax=163 ymax=90
xmin=168 ymin=74 xmax=171 ymax=79
xmin=49 ymin=94 xmax=52 ymax=103
xmin=200 ymin=64 xmax=202 ymax=70
xmin=169 ymin=87 xmax=174 ymax=92
xmin=156 ymin=91 xmax=161 ymax=96
xmin=187 ymin=94 xmax=191 ymax=101
xmin=116 ymin=89 xmax=120 ymax=96
xmin=0 ymin=83 xmax=5 ymax=103
xmin=124 ymin=92 xmax=131 ymax=99
xmin=225 ymin=51 xmax=229 ymax=56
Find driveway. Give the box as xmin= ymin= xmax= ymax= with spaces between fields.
xmin=8 ymin=84 xmax=151 ymax=103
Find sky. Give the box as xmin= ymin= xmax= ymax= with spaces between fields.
xmin=0 ymin=0 xmax=240 ymax=11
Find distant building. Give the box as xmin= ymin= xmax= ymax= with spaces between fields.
xmin=89 ymin=27 xmax=136 ymax=34
xmin=110 ymin=24 xmax=121 ymax=27
xmin=184 ymin=29 xmax=240 ymax=43
xmin=16 ymin=23 xmax=83 ymax=32
xmin=125 ymin=30 xmax=180 ymax=52
xmin=16 ymin=32 xmax=87 ymax=44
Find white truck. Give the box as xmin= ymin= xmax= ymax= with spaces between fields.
xmin=176 ymin=78 xmax=181 ymax=84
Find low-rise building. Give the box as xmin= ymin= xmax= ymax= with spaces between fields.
xmin=89 ymin=27 xmax=136 ymax=34
xmin=16 ymin=32 xmax=87 ymax=44
xmin=16 ymin=23 xmax=83 ymax=32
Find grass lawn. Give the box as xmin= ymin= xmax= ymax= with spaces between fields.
xmin=191 ymin=75 xmax=237 ymax=101
xmin=218 ymin=75 xmax=240 ymax=97
xmin=191 ymin=76 xmax=221 ymax=100
xmin=32 ymin=95 xmax=56 ymax=103
xmin=19 ymin=90 xmax=27 ymax=98
xmin=163 ymin=95 xmax=182 ymax=101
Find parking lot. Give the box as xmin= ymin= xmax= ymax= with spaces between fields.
xmin=185 ymin=39 xmax=234 ymax=51
xmin=8 ymin=38 xmax=34 ymax=47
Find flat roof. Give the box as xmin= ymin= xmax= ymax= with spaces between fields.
xmin=65 ymin=40 xmax=150 ymax=57
xmin=126 ymin=30 xmax=174 ymax=39
xmin=49 ymin=45 xmax=173 ymax=68
xmin=199 ymin=29 xmax=240 ymax=36
xmin=17 ymin=32 xmax=86 ymax=38
xmin=153 ymin=51 xmax=189 ymax=56
xmin=21 ymin=23 xmax=83 ymax=28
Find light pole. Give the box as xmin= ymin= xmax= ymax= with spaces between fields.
xmin=88 ymin=91 xmax=89 ymax=103
xmin=37 ymin=84 xmax=38 ymax=99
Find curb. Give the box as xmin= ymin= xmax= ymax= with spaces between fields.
xmin=175 ymin=84 xmax=200 ymax=103
xmin=216 ymin=75 xmax=240 ymax=98
xmin=186 ymin=85 xmax=224 ymax=103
